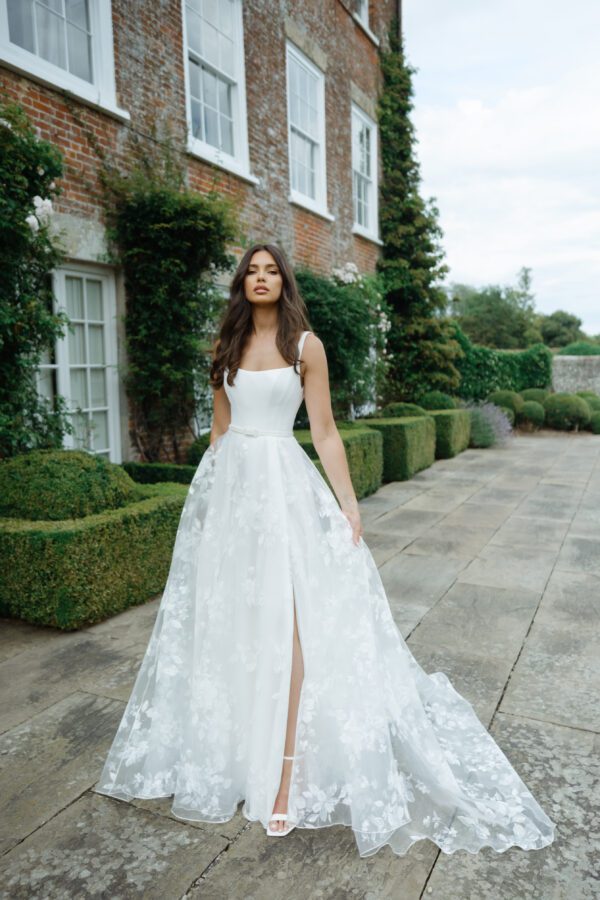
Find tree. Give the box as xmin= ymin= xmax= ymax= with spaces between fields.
xmin=539 ymin=310 xmax=585 ymax=347
xmin=376 ymin=21 xmax=461 ymax=402
xmin=448 ymin=268 xmax=542 ymax=349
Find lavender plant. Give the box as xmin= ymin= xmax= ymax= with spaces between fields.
xmin=458 ymin=400 xmax=513 ymax=448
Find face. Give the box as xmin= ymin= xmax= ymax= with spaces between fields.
xmin=244 ymin=250 xmax=283 ymax=304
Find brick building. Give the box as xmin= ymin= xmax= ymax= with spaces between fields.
xmin=0 ymin=0 xmax=398 ymax=462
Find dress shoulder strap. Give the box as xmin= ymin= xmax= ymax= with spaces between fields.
xmin=298 ymin=330 xmax=312 ymax=359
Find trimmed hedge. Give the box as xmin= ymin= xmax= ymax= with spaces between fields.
xmin=488 ymin=390 xmax=524 ymax=414
xmin=0 ymin=483 xmax=188 ymax=630
xmin=381 ymin=402 xmax=427 ymax=418
xmin=517 ymin=400 xmax=545 ymax=430
xmin=122 ymin=460 xmax=197 ymax=484
xmin=428 ymin=410 xmax=471 ymax=459
xmin=590 ymin=412 xmax=600 ymax=434
xmin=543 ymin=393 xmax=591 ymax=431
xmin=355 ymin=416 xmax=436 ymax=482
xmin=416 ymin=391 xmax=457 ymax=410
xmin=452 ymin=323 xmax=552 ymax=400
xmin=521 ymin=388 xmax=550 ymax=404
xmin=500 ymin=406 xmax=516 ymax=425
xmin=0 ymin=450 xmax=139 ymax=521
xmin=293 ymin=426 xmax=383 ymax=500
xmin=557 ymin=341 xmax=600 ymax=356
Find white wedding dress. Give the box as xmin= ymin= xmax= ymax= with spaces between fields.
xmin=95 ymin=330 xmax=555 ymax=858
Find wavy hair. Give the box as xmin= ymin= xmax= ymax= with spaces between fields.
xmin=209 ymin=243 xmax=312 ymax=389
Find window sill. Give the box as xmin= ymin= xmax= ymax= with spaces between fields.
xmin=0 ymin=45 xmax=130 ymax=122
xmin=352 ymin=13 xmax=380 ymax=48
xmin=288 ymin=192 xmax=335 ymax=222
xmin=352 ymin=224 xmax=383 ymax=246
xmin=186 ymin=136 xmax=260 ymax=186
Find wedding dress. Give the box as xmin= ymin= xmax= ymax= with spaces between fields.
xmin=95 ymin=330 xmax=555 ymax=858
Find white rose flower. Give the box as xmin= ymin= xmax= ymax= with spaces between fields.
xmin=26 ymin=214 xmax=40 ymax=233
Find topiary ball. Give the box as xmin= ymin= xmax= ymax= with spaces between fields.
xmin=581 ymin=396 xmax=600 ymax=412
xmin=382 ymin=402 xmax=428 ymax=418
xmin=0 ymin=449 xmax=138 ymax=520
xmin=500 ymin=406 xmax=516 ymax=425
xmin=590 ymin=412 xmax=600 ymax=434
xmin=517 ymin=400 xmax=545 ymax=430
xmin=543 ymin=393 xmax=591 ymax=431
xmin=575 ymin=390 xmax=599 ymax=400
xmin=415 ymin=390 xmax=457 ymax=410
xmin=488 ymin=390 xmax=524 ymax=414
xmin=521 ymin=388 xmax=550 ymax=404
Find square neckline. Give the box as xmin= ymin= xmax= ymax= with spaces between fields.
xmin=237 ymin=365 xmax=294 ymax=373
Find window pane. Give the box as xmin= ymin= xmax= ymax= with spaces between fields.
xmin=88 ymin=325 xmax=105 ymax=364
xmin=202 ymin=0 xmax=219 ymax=28
xmin=219 ymin=0 xmax=233 ymax=36
xmin=188 ymin=57 xmax=200 ymax=99
xmin=90 ymin=369 xmax=106 ymax=407
xmin=68 ymin=323 xmax=85 ymax=365
xmin=91 ymin=411 xmax=108 ymax=451
xmin=70 ymin=367 xmax=88 ymax=408
xmin=218 ymin=78 xmax=231 ymax=118
xmin=219 ymin=33 xmax=234 ymax=77
xmin=7 ymin=0 xmax=35 ymax=52
xmin=72 ymin=411 xmax=90 ymax=448
xmin=86 ymin=279 xmax=103 ymax=320
xmin=201 ymin=22 xmax=219 ymax=68
xmin=220 ymin=115 xmax=233 ymax=155
xmin=37 ymin=368 xmax=56 ymax=402
xmin=67 ymin=22 xmax=92 ymax=82
xmin=65 ymin=0 xmax=89 ymax=30
xmin=186 ymin=7 xmax=202 ymax=56
xmin=191 ymin=98 xmax=202 ymax=139
xmin=35 ymin=5 xmax=66 ymax=69
xmin=202 ymin=68 xmax=217 ymax=109
xmin=204 ymin=106 xmax=219 ymax=147
xmin=66 ymin=276 xmax=84 ymax=318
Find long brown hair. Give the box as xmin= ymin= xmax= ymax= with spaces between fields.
xmin=209 ymin=243 xmax=312 ymax=389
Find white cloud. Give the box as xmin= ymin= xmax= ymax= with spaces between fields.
xmin=404 ymin=0 xmax=600 ymax=334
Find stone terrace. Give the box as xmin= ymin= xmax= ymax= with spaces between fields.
xmin=0 ymin=432 xmax=598 ymax=899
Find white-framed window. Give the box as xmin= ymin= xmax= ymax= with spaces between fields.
xmin=351 ymin=103 xmax=380 ymax=243
xmin=354 ymin=0 xmax=369 ymax=27
xmin=286 ymin=41 xmax=333 ymax=221
xmin=0 ymin=0 xmax=128 ymax=120
xmin=182 ymin=0 xmax=256 ymax=184
xmin=37 ymin=264 xmax=122 ymax=462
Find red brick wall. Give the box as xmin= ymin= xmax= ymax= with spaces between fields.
xmin=0 ymin=0 xmax=397 ymax=274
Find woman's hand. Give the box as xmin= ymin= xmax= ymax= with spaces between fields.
xmin=342 ymin=502 xmax=363 ymax=546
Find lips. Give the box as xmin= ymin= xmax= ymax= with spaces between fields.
xmin=254 ymin=287 xmax=269 ymax=293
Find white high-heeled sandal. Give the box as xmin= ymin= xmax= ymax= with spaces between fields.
xmin=266 ymin=755 xmax=297 ymax=837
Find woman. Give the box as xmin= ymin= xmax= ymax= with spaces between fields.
xmin=96 ymin=243 xmax=555 ymax=857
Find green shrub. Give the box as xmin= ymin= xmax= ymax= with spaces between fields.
xmin=543 ymin=393 xmax=591 ymax=431
xmin=122 ymin=461 xmax=197 ymax=484
xmin=0 ymin=449 xmax=138 ymax=521
xmin=488 ymin=390 xmax=524 ymax=414
xmin=584 ymin=396 xmax=600 ymax=412
xmin=428 ymin=410 xmax=471 ymax=458
xmin=355 ymin=416 xmax=436 ymax=482
xmin=187 ymin=431 xmax=212 ymax=465
xmin=500 ymin=406 xmax=516 ymax=425
xmin=557 ymin=341 xmax=600 ymax=356
xmin=521 ymin=388 xmax=550 ymax=403
xmin=416 ymin=390 xmax=457 ymax=410
xmin=0 ymin=483 xmax=188 ymax=629
xmin=468 ymin=408 xmax=496 ymax=448
xmin=575 ymin=390 xmax=599 ymax=400
xmin=517 ymin=400 xmax=545 ymax=430
xmin=382 ymin=402 xmax=427 ymax=418
xmin=452 ymin=323 xmax=552 ymax=400
xmin=295 ymin=426 xmax=383 ymax=499
xmin=589 ymin=412 xmax=600 ymax=434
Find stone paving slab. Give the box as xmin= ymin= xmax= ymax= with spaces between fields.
xmin=423 ymin=715 xmax=599 ymax=900
xmin=0 ymin=792 xmax=228 ymax=900
xmin=0 ymin=692 xmax=123 ymax=854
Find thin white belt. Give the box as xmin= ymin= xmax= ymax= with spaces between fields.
xmin=228 ymin=423 xmax=294 ymax=438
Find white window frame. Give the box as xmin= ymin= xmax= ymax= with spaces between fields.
xmin=351 ymin=102 xmax=381 ymax=245
xmin=286 ymin=41 xmax=333 ymax=222
xmin=0 ymin=0 xmax=129 ymax=121
xmin=38 ymin=264 xmax=122 ymax=463
xmin=182 ymin=0 xmax=257 ymax=185
xmin=351 ymin=1 xmax=380 ymax=47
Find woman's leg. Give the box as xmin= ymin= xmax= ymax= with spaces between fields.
xmin=269 ymin=591 xmax=304 ymax=832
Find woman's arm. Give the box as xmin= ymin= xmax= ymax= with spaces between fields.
xmin=302 ymin=334 xmax=363 ymax=545
xmin=209 ymin=383 xmax=231 ymax=447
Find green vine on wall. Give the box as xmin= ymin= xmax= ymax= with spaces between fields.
xmin=0 ymin=98 xmax=72 ymax=458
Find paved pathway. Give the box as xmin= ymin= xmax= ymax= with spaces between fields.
xmin=0 ymin=432 xmax=598 ymax=899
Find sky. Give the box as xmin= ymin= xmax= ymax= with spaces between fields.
xmin=402 ymin=0 xmax=600 ymax=335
